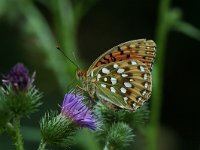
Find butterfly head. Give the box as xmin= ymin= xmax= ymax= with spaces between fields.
xmin=76 ymin=69 xmax=87 ymax=81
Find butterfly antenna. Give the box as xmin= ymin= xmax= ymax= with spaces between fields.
xmin=56 ymin=46 xmax=79 ymax=68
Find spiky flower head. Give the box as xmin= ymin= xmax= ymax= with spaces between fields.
xmin=2 ymin=63 xmax=34 ymax=91
xmin=61 ymin=92 xmax=97 ymax=130
xmin=0 ymin=63 xmax=42 ymax=117
xmin=40 ymin=92 xmax=97 ymax=148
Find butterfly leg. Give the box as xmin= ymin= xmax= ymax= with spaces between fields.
xmin=75 ymin=85 xmax=85 ymax=92
xmin=75 ymin=85 xmax=96 ymax=109
xmin=75 ymin=84 xmax=95 ymax=101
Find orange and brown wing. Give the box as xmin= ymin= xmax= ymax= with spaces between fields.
xmin=90 ymin=59 xmax=152 ymax=111
xmin=87 ymin=39 xmax=156 ymax=74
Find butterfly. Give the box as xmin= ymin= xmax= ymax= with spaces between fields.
xmin=76 ymin=39 xmax=156 ymax=111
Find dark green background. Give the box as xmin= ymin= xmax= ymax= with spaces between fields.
xmin=0 ymin=0 xmax=200 ymax=149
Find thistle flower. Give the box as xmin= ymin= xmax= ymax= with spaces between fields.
xmin=2 ymin=63 xmax=34 ymax=91
xmin=39 ymin=92 xmax=97 ymax=149
xmin=61 ymin=93 xmax=97 ymax=130
xmin=0 ymin=63 xmax=42 ymax=117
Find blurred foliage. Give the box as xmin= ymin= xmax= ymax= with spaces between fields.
xmin=0 ymin=0 xmax=97 ymax=92
xmin=0 ymin=0 xmax=200 ymax=149
xmin=0 ymin=90 xmax=12 ymax=132
xmin=149 ymin=0 xmax=200 ymax=150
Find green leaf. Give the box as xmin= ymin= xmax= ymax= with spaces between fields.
xmin=173 ymin=21 xmax=200 ymax=41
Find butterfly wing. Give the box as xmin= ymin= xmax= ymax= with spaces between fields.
xmin=90 ymin=59 xmax=151 ymax=111
xmin=87 ymin=39 xmax=156 ymax=73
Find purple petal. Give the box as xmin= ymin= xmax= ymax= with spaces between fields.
xmin=61 ymin=92 xmax=97 ymax=130
xmin=2 ymin=63 xmax=34 ymax=91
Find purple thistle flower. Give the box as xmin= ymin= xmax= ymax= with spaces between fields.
xmin=2 ymin=63 xmax=34 ymax=91
xmin=61 ymin=92 xmax=97 ymax=130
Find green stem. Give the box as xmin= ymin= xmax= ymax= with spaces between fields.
xmin=147 ymin=0 xmax=171 ymax=150
xmin=103 ymin=145 xmax=109 ymax=150
xmin=6 ymin=117 xmax=24 ymax=150
xmin=13 ymin=116 xmax=24 ymax=150
xmin=37 ymin=139 xmax=47 ymax=150
xmin=174 ymin=21 xmax=200 ymax=41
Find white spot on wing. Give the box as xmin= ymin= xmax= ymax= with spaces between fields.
xmin=142 ymin=90 xmax=146 ymax=96
xmin=138 ymin=97 xmax=142 ymax=102
xmin=91 ymin=71 xmax=94 ymax=77
xmin=111 ymin=77 xmax=117 ymax=85
xmin=104 ymin=77 xmax=107 ymax=81
xmin=97 ymin=74 xmax=101 ymax=81
xmin=122 ymin=74 xmax=128 ymax=77
xmin=143 ymin=74 xmax=147 ymax=80
xmin=120 ymin=87 xmax=127 ymax=93
xmin=113 ymin=63 xmax=118 ymax=68
xmin=131 ymin=60 xmax=137 ymax=65
xmin=110 ymin=87 xmax=116 ymax=93
xmin=130 ymin=79 xmax=134 ymax=82
xmin=124 ymin=82 xmax=132 ymax=88
xmin=102 ymin=68 xmax=110 ymax=74
xmin=140 ymin=66 xmax=145 ymax=72
xmin=144 ymin=82 xmax=148 ymax=88
xmin=101 ymin=84 xmax=106 ymax=88
xmin=139 ymin=101 xmax=144 ymax=105
xmin=123 ymin=97 xmax=128 ymax=103
xmin=117 ymin=68 xmax=125 ymax=73
xmin=97 ymin=74 xmax=101 ymax=79
xmin=132 ymin=103 xmax=136 ymax=108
